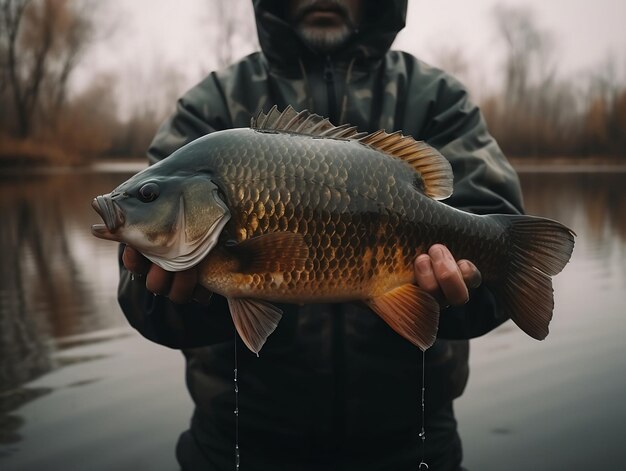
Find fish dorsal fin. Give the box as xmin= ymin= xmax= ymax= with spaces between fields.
xmin=251 ymin=105 xmax=367 ymax=139
xmin=359 ymin=131 xmax=453 ymax=200
xmin=252 ymin=106 xmax=453 ymax=200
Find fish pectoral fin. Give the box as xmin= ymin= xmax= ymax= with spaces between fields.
xmin=232 ymin=232 xmax=309 ymax=273
xmin=365 ymin=284 xmax=440 ymax=351
xmin=227 ymin=298 xmax=283 ymax=355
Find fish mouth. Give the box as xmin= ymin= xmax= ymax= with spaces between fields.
xmin=91 ymin=194 xmax=125 ymax=240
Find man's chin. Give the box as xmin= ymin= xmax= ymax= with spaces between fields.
xmin=297 ymin=24 xmax=352 ymax=53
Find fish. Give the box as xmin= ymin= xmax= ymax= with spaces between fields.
xmin=91 ymin=106 xmax=575 ymax=354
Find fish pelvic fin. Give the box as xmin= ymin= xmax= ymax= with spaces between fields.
xmin=493 ymin=214 xmax=576 ymax=340
xmin=230 ymin=232 xmax=309 ymax=273
xmin=365 ymin=284 xmax=440 ymax=351
xmin=359 ymin=131 xmax=453 ymax=200
xmin=228 ymin=298 xmax=283 ymax=355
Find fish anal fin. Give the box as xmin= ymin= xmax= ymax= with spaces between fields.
xmin=360 ymin=131 xmax=453 ymax=200
xmin=365 ymin=284 xmax=440 ymax=351
xmin=228 ymin=298 xmax=283 ymax=355
xmin=232 ymin=232 xmax=309 ymax=273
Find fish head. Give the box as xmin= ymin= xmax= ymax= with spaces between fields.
xmin=91 ymin=170 xmax=230 ymax=271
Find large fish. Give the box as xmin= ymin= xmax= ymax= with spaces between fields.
xmin=91 ymin=106 xmax=575 ymax=354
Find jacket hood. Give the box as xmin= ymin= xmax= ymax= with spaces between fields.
xmin=252 ymin=0 xmax=407 ymax=68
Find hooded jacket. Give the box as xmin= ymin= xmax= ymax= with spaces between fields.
xmin=118 ymin=1 xmax=523 ymax=469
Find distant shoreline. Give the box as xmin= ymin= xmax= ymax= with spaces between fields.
xmin=1 ymin=157 xmax=626 ymax=176
xmin=508 ymin=157 xmax=626 ymax=173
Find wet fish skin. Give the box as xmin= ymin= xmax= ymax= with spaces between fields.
xmin=91 ymin=106 xmax=575 ymax=354
xmin=198 ymin=129 xmax=500 ymax=301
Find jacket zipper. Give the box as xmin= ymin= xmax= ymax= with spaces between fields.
xmin=324 ymin=56 xmax=338 ymax=124
xmin=324 ymin=55 xmax=346 ymax=444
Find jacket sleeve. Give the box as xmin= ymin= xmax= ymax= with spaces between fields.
xmin=118 ymin=74 xmax=235 ymax=349
xmin=418 ymin=69 xmax=525 ymax=339
xmin=147 ymin=73 xmax=233 ymax=164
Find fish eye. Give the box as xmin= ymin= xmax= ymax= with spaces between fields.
xmin=138 ymin=182 xmax=160 ymax=202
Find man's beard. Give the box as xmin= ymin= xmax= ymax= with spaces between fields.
xmin=291 ymin=0 xmax=357 ymax=53
xmin=297 ymin=23 xmax=353 ymax=53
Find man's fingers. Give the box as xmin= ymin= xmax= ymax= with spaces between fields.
xmin=414 ymin=254 xmax=440 ymax=295
xmin=168 ymin=269 xmax=198 ymax=304
xmin=122 ymin=246 xmax=150 ymax=275
xmin=458 ymin=259 xmax=482 ymax=289
xmin=145 ymin=264 xmax=173 ymax=296
xmin=428 ymin=244 xmax=469 ymax=306
xmin=126 ymin=245 xmax=206 ymax=304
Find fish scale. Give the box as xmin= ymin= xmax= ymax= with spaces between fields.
xmin=209 ymin=129 xmax=479 ymax=300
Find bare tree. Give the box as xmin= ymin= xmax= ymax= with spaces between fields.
xmin=1 ymin=0 xmax=31 ymax=133
xmin=0 ymin=0 xmax=96 ymax=138
xmin=202 ymin=0 xmax=259 ymax=71
xmin=493 ymin=5 xmax=555 ymax=107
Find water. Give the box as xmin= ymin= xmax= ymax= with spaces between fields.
xmin=457 ymin=171 xmax=626 ymax=471
xmin=0 ymin=166 xmax=625 ymax=470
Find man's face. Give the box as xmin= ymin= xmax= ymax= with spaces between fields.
xmin=287 ymin=0 xmax=363 ymax=53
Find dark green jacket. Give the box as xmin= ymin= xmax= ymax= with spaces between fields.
xmin=118 ymin=1 xmax=523 ymax=469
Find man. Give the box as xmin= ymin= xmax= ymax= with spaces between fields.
xmin=119 ymin=1 xmax=524 ymax=469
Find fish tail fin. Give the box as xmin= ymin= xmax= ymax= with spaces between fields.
xmin=491 ymin=214 xmax=575 ymax=340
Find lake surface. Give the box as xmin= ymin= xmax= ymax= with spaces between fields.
xmin=0 ymin=166 xmax=625 ymax=470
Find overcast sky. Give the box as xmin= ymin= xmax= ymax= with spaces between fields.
xmin=76 ymin=0 xmax=626 ymax=111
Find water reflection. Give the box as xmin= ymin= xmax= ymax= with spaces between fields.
xmin=519 ymin=172 xmax=626 ymax=284
xmin=0 ymin=172 xmax=127 ymax=393
xmin=0 ymin=171 xmax=133 ymax=453
xmin=0 ymin=387 xmax=52 ymax=447
xmin=520 ymin=172 xmax=626 ymax=244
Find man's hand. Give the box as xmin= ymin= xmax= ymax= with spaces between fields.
xmin=122 ymin=246 xmax=212 ymax=304
xmin=414 ymin=244 xmax=482 ymax=307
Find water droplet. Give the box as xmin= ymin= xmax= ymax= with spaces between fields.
xmin=418 ymin=350 xmax=428 ymax=470
xmin=234 ymin=331 xmax=240 ymax=470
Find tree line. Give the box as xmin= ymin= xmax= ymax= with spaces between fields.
xmin=480 ymin=5 xmax=626 ymax=158
xmin=0 ymin=0 xmax=624 ymax=166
